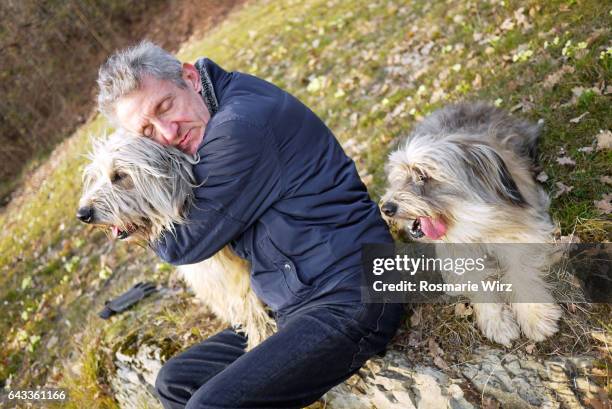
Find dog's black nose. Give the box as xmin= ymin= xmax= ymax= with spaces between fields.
xmin=76 ymin=207 xmax=94 ymax=223
xmin=381 ymin=202 xmax=398 ymax=217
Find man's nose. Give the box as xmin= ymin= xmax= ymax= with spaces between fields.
xmin=153 ymin=119 xmax=177 ymax=145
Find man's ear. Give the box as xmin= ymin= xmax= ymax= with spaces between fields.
xmin=182 ymin=63 xmax=201 ymax=92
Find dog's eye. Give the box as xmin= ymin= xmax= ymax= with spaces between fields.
xmin=111 ymin=171 xmax=127 ymax=184
xmin=415 ymin=169 xmax=428 ymax=184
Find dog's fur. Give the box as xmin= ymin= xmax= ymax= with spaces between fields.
xmin=381 ymin=102 xmax=562 ymax=346
xmin=78 ymin=130 xmax=276 ymax=349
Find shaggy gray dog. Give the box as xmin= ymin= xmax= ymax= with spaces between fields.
xmin=381 ymin=102 xmax=562 ymax=346
xmin=77 ymin=130 xmax=275 ymax=349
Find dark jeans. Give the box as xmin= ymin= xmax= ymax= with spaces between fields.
xmin=154 ymin=301 xmax=404 ymax=409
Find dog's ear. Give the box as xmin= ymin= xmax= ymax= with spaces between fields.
xmin=459 ymin=143 xmax=526 ymax=206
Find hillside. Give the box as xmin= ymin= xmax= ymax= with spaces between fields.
xmin=0 ymin=0 xmax=610 ymax=407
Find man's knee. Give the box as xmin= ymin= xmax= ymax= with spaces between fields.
xmin=184 ymin=375 xmax=241 ymax=409
xmin=155 ymin=357 xmax=190 ymax=405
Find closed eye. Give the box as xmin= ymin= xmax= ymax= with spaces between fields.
xmin=159 ymin=97 xmax=172 ymax=114
xmin=111 ymin=171 xmax=127 ymax=184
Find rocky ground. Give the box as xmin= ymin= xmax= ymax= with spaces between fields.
xmin=85 ymin=286 xmax=612 ymax=409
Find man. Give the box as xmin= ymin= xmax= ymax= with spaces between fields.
xmin=97 ymin=41 xmax=403 ymax=409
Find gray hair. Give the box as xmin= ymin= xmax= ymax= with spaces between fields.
xmin=96 ymin=40 xmax=186 ymax=120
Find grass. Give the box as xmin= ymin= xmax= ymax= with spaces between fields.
xmin=0 ymin=0 xmax=610 ymax=406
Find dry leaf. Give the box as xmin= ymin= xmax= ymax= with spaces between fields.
xmin=600 ymin=176 xmax=612 ymax=186
xmin=577 ymin=146 xmax=594 ymax=153
xmin=525 ymin=343 xmax=536 ymax=354
xmin=556 ymin=156 xmax=576 ymax=166
xmin=434 ymin=356 xmax=451 ymax=371
xmin=410 ymin=306 xmax=422 ymax=327
xmin=500 ymin=18 xmax=514 ymax=31
xmin=514 ymin=7 xmax=529 ymax=28
xmin=482 ymin=396 xmax=501 ymax=409
xmin=536 ymin=171 xmax=549 ymax=182
xmin=543 ymin=65 xmax=575 ymax=89
xmin=559 ymin=234 xmax=581 ymax=244
xmin=454 ymin=302 xmax=473 ymax=317
xmin=553 ymin=182 xmax=574 ymax=198
xmin=569 ymin=112 xmax=589 ymax=123
xmin=427 ymin=337 xmax=444 ymax=357
xmin=594 ymin=193 xmax=612 ymax=215
xmin=590 ymin=331 xmax=612 ymax=344
xmin=563 ymin=87 xmax=602 ymax=107
xmin=408 ymin=330 xmax=422 ymax=347
xmin=583 ymin=397 xmax=607 ymax=409
xmin=572 ymin=86 xmax=586 ymax=98
xmin=596 ymin=130 xmax=612 ymax=151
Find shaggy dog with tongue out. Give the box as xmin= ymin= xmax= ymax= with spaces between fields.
xmin=380 ymin=102 xmax=562 ymax=346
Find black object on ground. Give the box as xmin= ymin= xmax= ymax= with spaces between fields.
xmin=99 ymin=281 xmax=157 ymax=319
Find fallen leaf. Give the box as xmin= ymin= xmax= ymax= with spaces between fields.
xmin=591 ymin=331 xmax=612 ymax=344
xmin=583 ymin=397 xmax=607 ymax=409
xmin=514 ymin=7 xmax=529 ymax=28
xmin=600 ymin=176 xmax=612 ymax=185
xmin=596 ymin=130 xmax=612 ymax=151
xmin=594 ymin=193 xmax=612 ymax=214
xmin=408 ymin=330 xmax=422 ymax=347
xmin=559 ymin=235 xmax=581 ymax=244
xmin=569 ymin=112 xmax=589 ymax=123
xmin=556 ymin=156 xmax=576 ymax=166
xmin=536 ymin=171 xmax=549 ymax=182
xmin=410 ymin=306 xmax=422 ymax=327
xmin=427 ymin=337 xmax=444 ymax=357
xmin=434 ymin=356 xmax=451 ymax=371
xmin=454 ymin=302 xmax=473 ymax=317
xmin=577 ymin=146 xmax=594 ymax=153
xmin=563 ymin=87 xmax=602 ymax=106
xmin=500 ymin=18 xmax=514 ymax=31
xmin=482 ymin=396 xmax=501 ymax=409
xmin=553 ymin=182 xmax=574 ymax=198
xmin=543 ymin=65 xmax=575 ymax=89
xmin=572 ymin=86 xmax=586 ymax=97
xmin=525 ymin=343 xmax=536 ymax=354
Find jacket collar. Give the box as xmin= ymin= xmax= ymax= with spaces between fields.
xmin=194 ymin=58 xmax=232 ymax=116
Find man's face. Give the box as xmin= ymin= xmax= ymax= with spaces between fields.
xmin=115 ymin=63 xmax=210 ymax=155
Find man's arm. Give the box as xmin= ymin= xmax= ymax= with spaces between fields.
xmin=152 ymin=119 xmax=282 ymax=265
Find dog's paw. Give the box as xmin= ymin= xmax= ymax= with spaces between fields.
xmin=512 ymin=303 xmax=562 ymax=342
xmin=473 ymin=303 xmax=520 ymax=347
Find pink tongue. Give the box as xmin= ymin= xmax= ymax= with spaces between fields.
xmin=419 ymin=216 xmax=447 ymax=239
xmin=111 ymin=226 xmax=120 ymax=239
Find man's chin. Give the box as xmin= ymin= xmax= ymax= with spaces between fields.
xmin=186 ymin=130 xmax=204 ymax=155
xmin=184 ymin=142 xmax=198 ymax=156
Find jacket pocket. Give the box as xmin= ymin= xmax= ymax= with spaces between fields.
xmin=257 ymin=234 xmax=313 ymax=300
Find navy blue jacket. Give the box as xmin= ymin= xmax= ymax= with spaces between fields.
xmin=153 ymin=58 xmax=393 ymax=314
